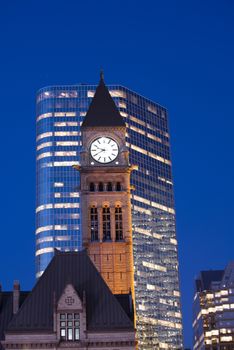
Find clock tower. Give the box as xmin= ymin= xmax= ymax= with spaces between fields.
xmin=74 ymin=73 xmax=135 ymax=296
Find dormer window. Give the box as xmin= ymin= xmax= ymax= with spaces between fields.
xmin=56 ymin=284 xmax=85 ymax=343
xmin=60 ymin=313 xmax=80 ymax=341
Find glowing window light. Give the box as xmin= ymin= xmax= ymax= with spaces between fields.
xmin=36 ymin=113 xmax=53 ymax=122
xmin=54 ymin=122 xmax=78 ymax=127
xmin=37 ymin=152 xmax=53 ymax=160
xmin=109 ymin=90 xmax=126 ymax=98
xmin=54 ymin=112 xmax=76 ymax=117
xmin=142 ymin=261 xmax=167 ymax=272
xmin=54 ymin=182 xmax=64 ymax=187
xmin=36 ymin=225 xmax=53 ymax=234
xmin=53 ymin=161 xmax=78 ymax=167
xmin=54 ymin=203 xmax=79 ymax=209
xmin=54 ymin=131 xmax=79 ymax=137
xmin=36 ymin=204 xmax=53 ymax=213
xmin=54 ymin=151 xmax=77 ymax=157
xmin=36 ymin=247 xmax=54 ymax=256
xmin=36 ymin=132 xmax=53 ymax=141
xmin=37 ymin=142 xmax=53 ymax=151
xmin=56 ymin=141 xmax=79 ymax=146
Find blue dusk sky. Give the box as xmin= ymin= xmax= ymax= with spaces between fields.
xmin=0 ymin=1 xmax=234 ymax=347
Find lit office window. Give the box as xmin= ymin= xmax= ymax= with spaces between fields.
xmin=54 ymin=131 xmax=79 ymax=137
xmin=103 ymin=207 xmax=111 ymax=241
xmin=56 ymin=141 xmax=79 ymax=146
xmin=54 ymin=122 xmax=78 ymax=127
xmin=115 ymin=206 xmax=123 ymax=241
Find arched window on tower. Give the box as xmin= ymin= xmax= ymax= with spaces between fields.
xmin=90 ymin=206 xmax=98 ymax=241
xmin=115 ymin=206 xmax=123 ymax=241
xmin=103 ymin=206 xmax=111 ymax=241
xmin=90 ymin=182 xmax=95 ymax=192
xmin=116 ymin=182 xmax=121 ymax=191
xmin=107 ymin=182 xmax=112 ymax=191
xmin=98 ymin=182 xmax=103 ymax=191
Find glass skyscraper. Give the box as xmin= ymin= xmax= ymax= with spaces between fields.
xmin=36 ymin=82 xmax=183 ymax=349
xmin=193 ymin=263 xmax=234 ymax=350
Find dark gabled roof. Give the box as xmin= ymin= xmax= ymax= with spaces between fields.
xmin=195 ymin=270 xmax=224 ymax=292
xmin=0 ymin=291 xmax=28 ymax=346
xmin=7 ymin=251 xmax=133 ymax=332
xmin=115 ymin=294 xmax=134 ymax=322
xmin=82 ymin=74 xmax=126 ymax=128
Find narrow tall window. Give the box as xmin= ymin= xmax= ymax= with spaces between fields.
xmin=116 ymin=182 xmax=121 ymax=191
xmin=107 ymin=182 xmax=112 ymax=191
xmin=98 ymin=182 xmax=103 ymax=191
xmin=90 ymin=207 xmax=98 ymax=241
xmin=115 ymin=207 xmax=123 ymax=241
xmin=90 ymin=182 xmax=95 ymax=192
xmin=103 ymin=207 xmax=111 ymax=241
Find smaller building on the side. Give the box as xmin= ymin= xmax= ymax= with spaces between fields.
xmin=193 ymin=262 xmax=234 ymax=350
xmin=0 ymin=250 xmax=136 ymax=350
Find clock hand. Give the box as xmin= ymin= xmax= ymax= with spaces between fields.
xmin=93 ymin=149 xmax=104 ymax=156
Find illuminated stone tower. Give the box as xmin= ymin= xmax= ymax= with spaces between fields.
xmin=74 ymin=74 xmax=135 ymax=295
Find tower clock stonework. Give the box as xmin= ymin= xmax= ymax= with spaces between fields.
xmin=75 ymin=75 xmax=135 ymax=296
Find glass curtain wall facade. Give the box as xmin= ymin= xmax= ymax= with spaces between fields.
xmin=193 ymin=264 xmax=234 ymax=350
xmin=36 ymin=84 xmax=183 ymax=349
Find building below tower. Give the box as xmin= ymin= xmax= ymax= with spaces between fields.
xmin=0 ymin=251 xmax=135 ymax=350
xmin=193 ymin=262 xmax=234 ymax=350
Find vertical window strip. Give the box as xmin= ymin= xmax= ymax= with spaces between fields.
xmin=103 ymin=207 xmax=111 ymax=241
xmin=90 ymin=207 xmax=98 ymax=241
xmin=115 ymin=207 xmax=123 ymax=241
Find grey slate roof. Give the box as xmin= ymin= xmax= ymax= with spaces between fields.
xmin=0 ymin=292 xmax=28 ymax=347
xmin=7 ymin=250 xmax=134 ymax=332
xmin=82 ymin=76 xmax=126 ymax=128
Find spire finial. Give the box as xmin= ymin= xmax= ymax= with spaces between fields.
xmin=100 ymin=69 xmax=104 ymax=82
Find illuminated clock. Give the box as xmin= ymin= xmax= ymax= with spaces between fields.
xmin=90 ymin=137 xmax=119 ymax=164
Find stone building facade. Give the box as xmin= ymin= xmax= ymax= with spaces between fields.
xmin=74 ymin=75 xmax=135 ymax=296
xmin=0 ymin=251 xmax=136 ymax=349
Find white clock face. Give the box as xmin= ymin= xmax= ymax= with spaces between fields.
xmin=90 ymin=137 xmax=119 ymax=164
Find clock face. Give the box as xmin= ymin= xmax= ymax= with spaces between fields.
xmin=90 ymin=137 xmax=119 ymax=164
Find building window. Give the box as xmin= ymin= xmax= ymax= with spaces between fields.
xmin=90 ymin=207 xmax=98 ymax=241
xmin=89 ymin=182 xmax=95 ymax=192
xmin=103 ymin=207 xmax=111 ymax=241
xmin=107 ymin=182 xmax=112 ymax=191
xmin=98 ymin=182 xmax=103 ymax=191
xmin=116 ymin=182 xmax=121 ymax=191
xmin=59 ymin=313 xmax=80 ymax=341
xmin=115 ymin=207 xmax=123 ymax=241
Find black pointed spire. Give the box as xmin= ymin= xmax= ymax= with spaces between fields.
xmin=82 ymin=74 xmax=126 ymax=128
xmin=100 ymin=69 xmax=104 ymax=82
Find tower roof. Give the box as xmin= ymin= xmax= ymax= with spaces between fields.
xmin=7 ymin=251 xmax=133 ymax=332
xmin=82 ymin=73 xmax=126 ymax=128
